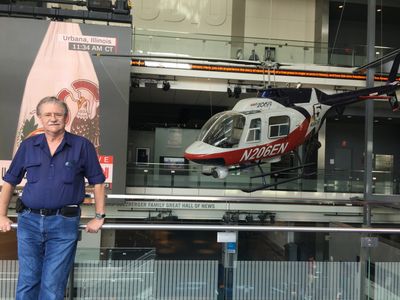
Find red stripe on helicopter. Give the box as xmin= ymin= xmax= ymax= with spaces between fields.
xmin=186 ymin=118 xmax=310 ymax=166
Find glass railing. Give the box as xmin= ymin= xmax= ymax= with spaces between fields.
xmin=126 ymin=163 xmax=400 ymax=195
xmin=3 ymin=224 xmax=400 ymax=299
xmin=133 ymin=28 xmax=396 ymax=68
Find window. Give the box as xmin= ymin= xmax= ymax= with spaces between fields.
xmin=198 ymin=112 xmax=224 ymax=141
xmin=246 ymin=118 xmax=261 ymax=142
xmin=203 ymin=112 xmax=245 ymax=148
xmin=269 ymin=116 xmax=289 ymax=138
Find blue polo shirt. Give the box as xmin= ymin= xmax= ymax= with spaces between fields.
xmin=3 ymin=132 xmax=105 ymax=209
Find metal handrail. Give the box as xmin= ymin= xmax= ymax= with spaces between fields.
xmin=9 ymin=223 xmax=400 ymax=233
xmin=103 ymin=193 xmax=362 ymax=204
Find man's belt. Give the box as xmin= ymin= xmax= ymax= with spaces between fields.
xmin=28 ymin=206 xmax=80 ymax=217
xmin=30 ymin=208 xmax=60 ymax=216
xmin=16 ymin=198 xmax=80 ymax=217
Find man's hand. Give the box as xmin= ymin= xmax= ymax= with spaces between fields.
xmin=0 ymin=182 xmax=15 ymax=232
xmin=0 ymin=216 xmax=13 ymax=233
xmin=85 ymin=218 xmax=104 ymax=233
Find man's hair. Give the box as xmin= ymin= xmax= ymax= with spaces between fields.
xmin=36 ymin=96 xmax=69 ymax=116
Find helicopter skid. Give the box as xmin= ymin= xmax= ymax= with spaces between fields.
xmin=242 ymin=163 xmax=316 ymax=193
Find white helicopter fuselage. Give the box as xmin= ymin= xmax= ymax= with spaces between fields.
xmin=184 ymin=88 xmax=330 ymax=171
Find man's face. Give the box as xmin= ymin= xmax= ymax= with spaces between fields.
xmin=38 ymin=103 xmax=68 ymax=136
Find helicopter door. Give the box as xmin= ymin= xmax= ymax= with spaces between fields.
xmin=246 ymin=118 xmax=261 ymax=143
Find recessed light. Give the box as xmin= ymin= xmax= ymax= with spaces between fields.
xmin=377 ymin=8 xmax=382 ymax=12
xmin=339 ymin=5 xmax=344 ymax=9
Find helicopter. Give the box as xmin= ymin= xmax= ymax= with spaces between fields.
xmin=183 ymin=54 xmax=400 ymax=192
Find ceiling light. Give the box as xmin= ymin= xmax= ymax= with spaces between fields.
xmin=162 ymin=81 xmax=170 ymax=91
xmin=245 ymin=215 xmax=254 ymax=222
xmin=87 ymin=0 xmax=113 ymax=12
xmin=270 ymin=214 xmax=275 ymax=224
xmin=338 ymin=5 xmax=344 ymax=9
xmin=258 ymin=213 xmax=267 ymax=222
xmin=222 ymin=213 xmax=230 ymax=223
xmin=144 ymin=61 xmax=191 ymax=69
xmin=233 ymin=86 xmax=242 ymax=98
xmin=227 ymin=87 xmax=233 ymax=98
xmin=131 ymin=79 xmax=140 ymax=88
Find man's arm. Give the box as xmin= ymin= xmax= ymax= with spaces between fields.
xmin=0 ymin=182 xmax=15 ymax=232
xmin=85 ymin=183 xmax=105 ymax=233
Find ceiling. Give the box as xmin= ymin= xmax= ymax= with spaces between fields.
xmin=130 ymin=87 xmax=247 ymax=109
xmin=330 ymin=0 xmax=400 ymax=23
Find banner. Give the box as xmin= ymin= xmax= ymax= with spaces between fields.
xmin=14 ymin=22 xmax=102 ymax=153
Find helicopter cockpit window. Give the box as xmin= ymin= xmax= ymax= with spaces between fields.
xmin=198 ymin=112 xmax=224 ymax=141
xmin=269 ymin=115 xmax=290 ymax=138
xmin=202 ymin=113 xmax=245 ymax=148
xmin=246 ymin=118 xmax=261 ymax=142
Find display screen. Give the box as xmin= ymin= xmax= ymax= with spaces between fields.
xmin=159 ymin=156 xmax=189 ymax=175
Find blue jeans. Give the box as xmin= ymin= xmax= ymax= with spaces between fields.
xmin=16 ymin=210 xmax=80 ymax=300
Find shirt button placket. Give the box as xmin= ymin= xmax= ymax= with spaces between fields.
xmin=49 ymin=161 xmax=55 ymax=179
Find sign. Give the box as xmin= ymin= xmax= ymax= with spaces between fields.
xmin=226 ymin=242 xmax=236 ymax=253
xmin=130 ymin=201 xmax=216 ymax=210
xmin=217 ymin=232 xmax=236 ymax=243
xmin=59 ymin=34 xmax=117 ymax=54
xmin=98 ymin=155 xmax=113 ymax=185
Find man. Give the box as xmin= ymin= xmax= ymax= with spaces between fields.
xmin=0 ymin=96 xmax=106 ymax=300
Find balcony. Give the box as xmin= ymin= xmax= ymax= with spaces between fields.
xmin=133 ymin=28 xmax=396 ymax=68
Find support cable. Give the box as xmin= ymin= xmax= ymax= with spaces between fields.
xmin=329 ymin=0 xmax=347 ymax=64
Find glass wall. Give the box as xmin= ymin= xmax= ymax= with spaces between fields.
xmin=2 ymin=225 xmax=400 ymax=299
xmin=126 ymin=163 xmax=400 ymax=195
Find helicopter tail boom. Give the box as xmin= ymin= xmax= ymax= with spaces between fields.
xmin=319 ymin=52 xmax=400 ymax=109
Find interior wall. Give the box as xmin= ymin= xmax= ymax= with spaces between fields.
xmin=154 ymin=128 xmax=199 ymax=163
xmin=325 ymin=118 xmax=400 ymax=174
xmin=128 ymin=130 xmax=156 ymax=163
xmin=134 ymin=0 xmax=318 ymax=41
xmin=133 ymin=0 xmax=318 ymax=61
xmin=133 ymin=0 xmax=233 ymax=35
xmin=244 ymin=0 xmax=316 ymax=41
xmin=133 ymin=0 xmax=322 ymax=66
xmin=329 ymin=231 xmax=400 ymax=262
xmin=329 ymin=231 xmax=361 ymax=261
